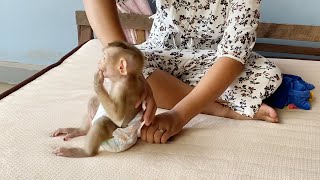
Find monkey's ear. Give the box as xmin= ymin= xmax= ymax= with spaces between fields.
xmin=119 ymin=58 xmax=127 ymax=75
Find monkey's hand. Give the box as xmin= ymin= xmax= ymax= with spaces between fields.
xmin=94 ymin=70 xmax=105 ymax=93
xmin=94 ymin=69 xmax=104 ymax=92
xmin=51 ymin=128 xmax=87 ymax=141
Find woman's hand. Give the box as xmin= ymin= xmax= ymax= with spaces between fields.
xmin=140 ymin=110 xmax=185 ymax=144
xmin=135 ymin=76 xmax=157 ymax=126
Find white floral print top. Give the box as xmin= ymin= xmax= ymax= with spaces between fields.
xmin=118 ymin=0 xmax=261 ymax=64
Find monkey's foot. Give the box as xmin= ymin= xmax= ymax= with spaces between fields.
xmin=53 ymin=147 xmax=91 ymax=158
xmin=51 ymin=128 xmax=86 ymax=141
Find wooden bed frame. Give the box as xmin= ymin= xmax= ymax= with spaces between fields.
xmin=75 ymin=11 xmax=320 ymax=59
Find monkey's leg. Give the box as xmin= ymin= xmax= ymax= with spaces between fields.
xmin=87 ymin=96 xmax=100 ymax=121
xmin=51 ymin=96 xmax=99 ymax=140
xmin=50 ymin=116 xmax=90 ymax=141
xmin=53 ymin=116 xmax=117 ymax=158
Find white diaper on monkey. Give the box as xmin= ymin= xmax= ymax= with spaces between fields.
xmin=92 ymin=104 xmax=143 ymax=152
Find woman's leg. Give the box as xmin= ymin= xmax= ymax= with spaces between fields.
xmin=147 ymin=69 xmax=279 ymax=122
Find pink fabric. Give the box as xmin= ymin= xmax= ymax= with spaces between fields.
xmin=117 ymin=0 xmax=153 ymax=44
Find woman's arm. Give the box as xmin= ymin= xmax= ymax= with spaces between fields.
xmin=83 ymin=0 xmax=127 ymax=46
xmin=173 ymin=57 xmax=244 ymax=124
xmin=140 ymin=57 xmax=244 ymax=144
xmin=174 ymin=0 xmax=261 ymax=124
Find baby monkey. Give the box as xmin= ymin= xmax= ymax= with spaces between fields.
xmin=51 ymin=41 xmax=145 ymax=157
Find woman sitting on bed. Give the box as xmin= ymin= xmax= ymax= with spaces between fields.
xmin=83 ymin=0 xmax=282 ymax=144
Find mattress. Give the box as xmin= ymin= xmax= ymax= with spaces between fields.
xmin=0 ymin=40 xmax=319 ymax=179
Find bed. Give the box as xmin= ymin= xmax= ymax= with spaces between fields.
xmin=0 ymin=12 xmax=319 ymax=179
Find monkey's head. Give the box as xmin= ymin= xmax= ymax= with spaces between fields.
xmin=99 ymin=41 xmax=144 ymax=79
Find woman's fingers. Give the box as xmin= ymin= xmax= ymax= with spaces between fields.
xmin=135 ymin=86 xmax=147 ymax=108
xmin=146 ymin=125 xmax=158 ymax=143
xmin=141 ymin=110 xmax=182 ymax=144
xmin=154 ymin=128 xmax=165 ymax=144
xmin=135 ymin=80 xmax=157 ymax=126
xmin=140 ymin=125 xmax=148 ymax=141
xmin=140 ymin=125 xmax=172 ymax=144
xmin=161 ymin=131 xmax=171 ymax=144
xmin=143 ymin=96 xmax=156 ymax=126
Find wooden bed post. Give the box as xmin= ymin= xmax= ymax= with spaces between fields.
xmin=76 ymin=11 xmax=94 ymax=45
xmin=77 ymin=25 xmax=94 ymax=46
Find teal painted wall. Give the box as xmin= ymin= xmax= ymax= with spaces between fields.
xmin=261 ymin=0 xmax=320 ymax=25
xmin=1 ymin=0 xmax=319 ymax=65
xmin=0 ymin=1 xmax=83 ymax=65
xmin=259 ymin=0 xmax=320 ymax=59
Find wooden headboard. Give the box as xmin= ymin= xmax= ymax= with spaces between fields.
xmin=75 ymin=10 xmax=320 ymax=59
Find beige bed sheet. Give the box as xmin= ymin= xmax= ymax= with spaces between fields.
xmin=0 ymin=40 xmax=319 ymax=180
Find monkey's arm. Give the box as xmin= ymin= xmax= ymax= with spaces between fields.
xmin=95 ymin=85 xmax=123 ymax=121
xmin=94 ymin=71 xmax=125 ymax=124
xmin=51 ymin=96 xmax=98 ymax=140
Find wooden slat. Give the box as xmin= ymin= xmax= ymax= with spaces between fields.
xmin=75 ymin=11 xmax=90 ymax=26
xmin=254 ymin=43 xmax=320 ymax=56
xmin=76 ymin=11 xmax=153 ymax=31
xmin=259 ymin=55 xmax=319 ymax=60
xmin=135 ymin=30 xmax=146 ymax=44
xmin=75 ymin=10 xmax=320 ymax=58
xmin=257 ymin=23 xmax=320 ymax=42
xmin=77 ymin=25 xmax=93 ymax=45
xmin=76 ymin=11 xmax=320 ymax=42
xmin=119 ymin=13 xmax=153 ymax=30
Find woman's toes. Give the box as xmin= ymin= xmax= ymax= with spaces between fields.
xmin=255 ymin=104 xmax=279 ymax=123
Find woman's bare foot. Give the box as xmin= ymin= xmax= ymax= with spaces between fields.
xmin=252 ymin=103 xmax=278 ymax=123
xmin=203 ymin=101 xmax=278 ymax=123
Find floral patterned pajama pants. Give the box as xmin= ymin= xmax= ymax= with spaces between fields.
xmin=137 ymin=47 xmax=282 ymax=118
